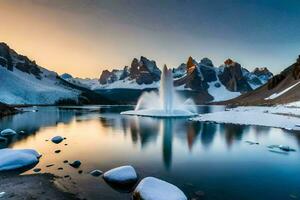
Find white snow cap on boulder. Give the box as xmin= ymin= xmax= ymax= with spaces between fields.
xmin=103 ymin=165 xmax=138 ymax=184
xmin=1 ymin=128 xmax=17 ymax=136
xmin=0 ymin=148 xmax=41 ymax=171
xmin=133 ymin=177 xmax=187 ymax=200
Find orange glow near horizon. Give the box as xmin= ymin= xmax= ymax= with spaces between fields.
xmin=0 ymin=1 xmax=138 ymax=78
xmin=1 ymin=0 xmax=297 ymax=78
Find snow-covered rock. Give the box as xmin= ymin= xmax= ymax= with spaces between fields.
xmin=51 ymin=136 xmax=64 ymax=144
xmin=133 ymin=177 xmax=187 ymax=200
xmin=0 ymin=148 xmax=41 ymax=171
xmin=103 ymin=165 xmax=138 ymax=184
xmin=0 ymin=128 xmax=17 ymax=136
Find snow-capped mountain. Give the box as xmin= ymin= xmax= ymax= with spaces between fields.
xmin=79 ymin=56 xmax=272 ymax=103
xmin=0 ymin=43 xmax=112 ymax=105
xmin=221 ymin=55 xmax=300 ymax=105
xmin=61 ymin=73 xmax=99 ymax=89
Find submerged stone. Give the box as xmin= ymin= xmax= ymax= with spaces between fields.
xmin=90 ymin=169 xmax=103 ymax=177
xmin=245 ymin=141 xmax=259 ymax=145
xmin=278 ymin=145 xmax=296 ymax=152
xmin=51 ymin=136 xmax=64 ymax=144
xmin=69 ymin=160 xmax=81 ymax=168
xmin=18 ymin=130 xmax=27 ymax=135
xmin=33 ymin=168 xmax=41 ymax=173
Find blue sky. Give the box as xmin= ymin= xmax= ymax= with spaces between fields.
xmin=1 ymin=0 xmax=300 ymax=77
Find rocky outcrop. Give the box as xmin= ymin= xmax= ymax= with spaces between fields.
xmin=0 ymin=42 xmax=114 ymax=105
xmin=218 ymin=59 xmax=252 ymax=92
xmin=99 ymin=70 xmax=118 ymax=84
xmin=174 ymin=56 xmax=210 ymax=91
xmin=96 ymin=55 xmax=273 ymax=103
xmin=174 ymin=57 xmax=255 ymax=93
xmin=253 ymin=67 xmax=272 ymax=77
xmin=99 ymin=56 xmax=161 ymax=85
xmin=0 ymin=42 xmax=42 ymax=79
xmin=220 ymin=55 xmax=300 ymax=105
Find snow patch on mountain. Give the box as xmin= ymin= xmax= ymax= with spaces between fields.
xmin=0 ymin=67 xmax=79 ymax=105
xmin=207 ymin=81 xmax=241 ymax=102
xmin=94 ymin=78 xmax=159 ymax=90
xmin=265 ymin=81 xmax=300 ymax=100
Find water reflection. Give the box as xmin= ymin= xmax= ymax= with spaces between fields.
xmin=1 ymin=106 xmax=300 ymax=200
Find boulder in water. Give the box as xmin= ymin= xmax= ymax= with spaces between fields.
xmin=133 ymin=177 xmax=187 ymax=200
xmin=90 ymin=169 xmax=103 ymax=177
xmin=279 ymin=145 xmax=296 ymax=152
xmin=69 ymin=160 xmax=81 ymax=168
xmin=103 ymin=165 xmax=138 ymax=185
xmin=51 ymin=136 xmax=64 ymax=144
xmin=0 ymin=129 xmax=16 ymax=137
xmin=0 ymin=148 xmax=40 ymax=171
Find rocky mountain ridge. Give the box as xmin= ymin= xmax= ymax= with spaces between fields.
xmin=91 ymin=56 xmax=273 ymax=103
xmin=219 ymin=55 xmax=300 ymax=105
xmin=0 ymin=42 xmax=112 ymax=105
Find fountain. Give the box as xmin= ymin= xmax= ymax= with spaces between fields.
xmin=121 ymin=65 xmax=197 ymax=117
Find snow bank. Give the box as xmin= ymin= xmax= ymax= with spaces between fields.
xmin=287 ymin=100 xmax=300 ymax=108
xmin=103 ymin=165 xmax=138 ymax=184
xmin=133 ymin=177 xmax=187 ymax=200
xmin=207 ymin=81 xmax=241 ymax=102
xmin=191 ymin=106 xmax=300 ymax=131
xmin=0 ymin=148 xmax=41 ymax=171
xmin=231 ymin=106 xmax=300 ymax=116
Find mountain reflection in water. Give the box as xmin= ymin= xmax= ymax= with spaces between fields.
xmin=0 ymin=106 xmax=300 ymax=200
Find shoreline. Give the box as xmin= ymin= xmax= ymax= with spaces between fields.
xmin=0 ymin=172 xmax=78 ymax=200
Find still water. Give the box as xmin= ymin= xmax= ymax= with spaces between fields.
xmin=0 ymin=106 xmax=300 ymax=200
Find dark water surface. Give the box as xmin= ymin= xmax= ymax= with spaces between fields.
xmin=0 ymin=106 xmax=300 ymax=200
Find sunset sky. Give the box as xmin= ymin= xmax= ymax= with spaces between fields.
xmin=1 ymin=0 xmax=300 ymax=78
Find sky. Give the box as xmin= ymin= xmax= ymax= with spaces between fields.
xmin=1 ymin=0 xmax=300 ymax=78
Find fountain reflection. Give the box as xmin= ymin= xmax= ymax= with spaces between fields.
xmin=1 ymin=105 xmax=300 ymax=173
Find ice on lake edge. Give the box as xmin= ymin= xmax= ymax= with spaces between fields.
xmin=191 ymin=105 xmax=300 ymax=131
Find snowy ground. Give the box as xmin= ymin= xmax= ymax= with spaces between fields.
xmin=191 ymin=104 xmax=300 ymax=131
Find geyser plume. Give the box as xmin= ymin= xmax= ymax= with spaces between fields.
xmin=121 ymin=65 xmax=196 ymax=117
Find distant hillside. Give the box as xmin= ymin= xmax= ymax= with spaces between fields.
xmin=0 ymin=102 xmax=18 ymax=117
xmin=218 ymin=55 xmax=300 ymax=105
xmin=0 ymin=42 xmax=113 ymax=105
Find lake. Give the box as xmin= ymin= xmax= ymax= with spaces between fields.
xmin=0 ymin=106 xmax=299 ymax=200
